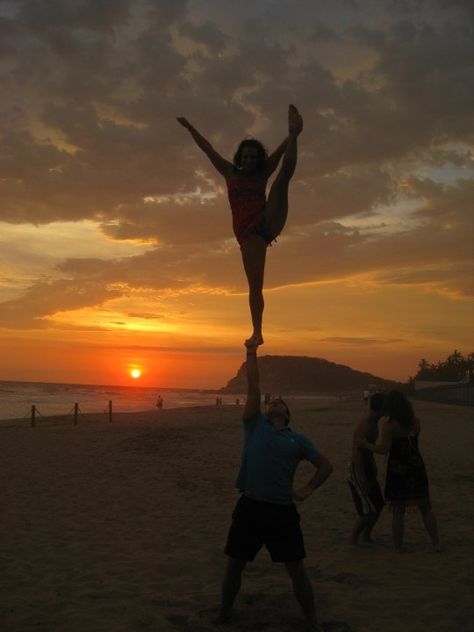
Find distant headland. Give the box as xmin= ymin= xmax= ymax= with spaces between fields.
xmin=220 ymin=355 xmax=402 ymax=394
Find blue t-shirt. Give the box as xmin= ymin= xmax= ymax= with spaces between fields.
xmin=235 ymin=412 xmax=320 ymax=505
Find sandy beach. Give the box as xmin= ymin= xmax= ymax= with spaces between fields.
xmin=0 ymin=397 xmax=472 ymax=632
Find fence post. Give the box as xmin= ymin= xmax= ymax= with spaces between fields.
xmin=74 ymin=403 xmax=79 ymax=426
xmin=108 ymin=400 xmax=112 ymax=423
xmin=31 ymin=405 xmax=36 ymax=428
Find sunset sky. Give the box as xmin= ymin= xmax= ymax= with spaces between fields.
xmin=1 ymin=0 xmax=473 ymax=388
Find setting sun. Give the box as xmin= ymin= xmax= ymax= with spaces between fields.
xmin=130 ymin=368 xmax=141 ymax=379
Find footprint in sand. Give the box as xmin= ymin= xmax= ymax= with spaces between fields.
xmin=196 ymin=607 xmax=353 ymax=632
xmin=329 ymin=572 xmax=360 ymax=586
xmin=320 ymin=622 xmax=353 ymax=632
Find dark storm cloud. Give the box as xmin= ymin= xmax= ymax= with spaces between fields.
xmin=177 ymin=19 xmax=228 ymax=55
xmin=17 ymin=0 xmax=131 ymax=31
xmin=0 ymin=0 xmax=472 ymax=326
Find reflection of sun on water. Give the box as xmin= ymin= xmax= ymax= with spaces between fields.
xmin=130 ymin=368 xmax=141 ymax=379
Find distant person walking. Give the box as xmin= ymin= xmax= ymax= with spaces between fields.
xmin=359 ymin=391 xmax=440 ymax=552
xmin=156 ymin=395 xmax=163 ymax=409
xmin=215 ymin=342 xmax=333 ymax=630
xmin=177 ymin=105 xmax=303 ymax=348
xmin=348 ymin=393 xmax=385 ymax=545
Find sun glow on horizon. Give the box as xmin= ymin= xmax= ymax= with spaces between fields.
xmin=130 ymin=368 xmax=142 ymax=379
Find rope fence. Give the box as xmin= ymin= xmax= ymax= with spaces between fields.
xmin=15 ymin=400 xmax=117 ymax=428
xmin=4 ymin=396 xmax=239 ymax=428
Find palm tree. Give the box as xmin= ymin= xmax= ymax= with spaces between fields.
xmin=416 ymin=358 xmax=431 ymax=379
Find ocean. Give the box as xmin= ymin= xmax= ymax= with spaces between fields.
xmin=0 ymin=380 xmax=236 ymax=422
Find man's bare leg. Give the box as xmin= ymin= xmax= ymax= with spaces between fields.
xmin=214 ymin=557 xmax=246 ymax=623
xmin=285 ymin=560 xmax=319 ymax=630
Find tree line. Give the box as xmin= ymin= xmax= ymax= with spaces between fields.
xmin=415 ymin=350 xmax=474 ymax=382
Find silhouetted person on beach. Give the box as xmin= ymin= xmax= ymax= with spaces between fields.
xmin=215 ymin=342 xmax=333 ymax=630
xmin=177 ymin=105 xmax=303 ymax=348
xmin=359 ymin=391 xmax=440 ymax=552
xmin=348 ymin=393 xmax=385 ymax=545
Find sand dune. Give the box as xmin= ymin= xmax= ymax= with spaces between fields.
xmin=0 ymin=398 xmax=472 ymax=631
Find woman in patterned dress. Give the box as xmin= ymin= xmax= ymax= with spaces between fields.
xmin=359 ymin=390 xmax=440 ymax=551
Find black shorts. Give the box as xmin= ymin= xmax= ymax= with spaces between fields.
xmin=224 ymin=495 xmax=306 ymax=563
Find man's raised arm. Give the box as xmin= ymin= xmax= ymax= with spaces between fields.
xmin=243 ymin=343 xmax=261 ymax=419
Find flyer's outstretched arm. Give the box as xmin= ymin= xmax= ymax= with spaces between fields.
xmin=177 ymin=117 xmax=232 ymax=176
